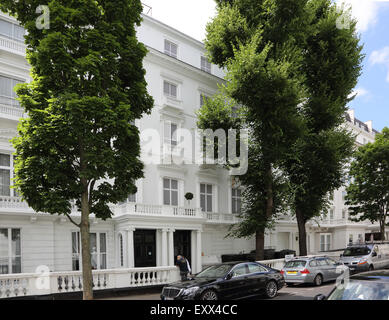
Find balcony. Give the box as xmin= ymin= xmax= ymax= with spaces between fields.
xmin=0 ymin=35 xmax=26 ymax=56
xmin=0 ymin=266 xmax=179 ymax=299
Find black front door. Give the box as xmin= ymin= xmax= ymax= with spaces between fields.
xmin=174 ymin=230 xmax=191 ymax=265
xmin=134 ymin=230 xmax=156 ymax=267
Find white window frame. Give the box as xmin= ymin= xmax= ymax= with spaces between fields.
xmin=0 ymin=75 xmax=24 ymax=107
xmin=320 ymin=233 xmax=331 ymax=252
xmin=200 ymin=183 xmax=213 ymax=213
xmin=163 ymin=80 xmax=178 ymax=99
xmin=72 ymin=231 xmax=107 ymax=271
xmin=0 ymin=153 xmax=17 ymax=197
xmin=0 ymin=228 xmax=21 ymax=274
xmin=231 ymin=187 xmax=242 ymax=214
xmin=163 ymin=177 xmax=179 ymax=206
xmin=164 ymin=39 xmax=178 ymax=58
xmin=201 ymin=56 xmax=212 ymax=73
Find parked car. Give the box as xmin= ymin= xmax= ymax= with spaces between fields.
xmin=160 ymin=261 xmax=285 ymax=300
xmin=314 ymin=270 xmax=389 ymax=300
xmin=281 ymin=256 xmax=348 ymax=286
xmin=339 ymin=243 xmax=389 ymax=274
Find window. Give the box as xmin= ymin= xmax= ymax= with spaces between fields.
xmin=342 ymin=191 xmax=347 ymax=201
xmin=0 ymin=75 xmax=23 ymax=107
xmin=119 ymin=193 xmax=136 ymax=205
xmin=201 ymin=56 xmax=211 ymax=73
xmin=0 ymin=228 xmax=21 ymax=274
xmin=0 ymin=153 xmax=18 ymax=197
xmin=231 ymin=188 xmax=242 ymax=214
xmin=72 ymin=232 xmax=107 ymax=271
xmin=309 ymin=260 xmax=317 ymax=267
xmin=164 ymin=40 xmax=178 ymax=58
xmin=164 ymin=121 xmax=178 ymax=147
xmin=200 ymin=183 xmax=213 ymax=212
xmin=247 ymin=263 xmax=267 ymax=273
xmin=163 ymin=81 xmax=177 ymax=98
xmin=342 ymin=209 xmax=348 ymax=219
xmin=231 ymin=264 xmax=248 ymax=277
xmin=349 ymin=234 xmax=354 ymax=245
xmin=163 ymin=178 xmax=178 ymax=206
xmin=0 ymin=20 xmax=25 ymax=42
xmin=329 ymin=209 xmax=334 ymax=220
xmin=320 ymin=234 xmax=331 ymax=252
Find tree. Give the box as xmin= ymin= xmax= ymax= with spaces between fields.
xmin=346 ymin=128 xmax=389 ymax=241
xmin=1 ymin=0 xmax=154 ymax=300
xmin=283 ymin=0 xmax=363 ymax=255
xmin=201 ymin=0 xmax=307 ymax=260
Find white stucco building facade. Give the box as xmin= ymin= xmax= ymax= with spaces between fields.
xmin=0 ymin=11 xmax=387 ymax=280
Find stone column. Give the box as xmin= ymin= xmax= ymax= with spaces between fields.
xmin=161 ymin=228 xmax=168 ymax=266
xmin=196 ymin=230 xmax=202 ymax=273
xmin=168 ymin=229 xmax=175 ymax=266
xmin=127 ymin=227 xmax=135 ymax=268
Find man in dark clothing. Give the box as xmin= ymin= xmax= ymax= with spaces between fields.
xmin=176 ymin=255 xmax=191 ymax=281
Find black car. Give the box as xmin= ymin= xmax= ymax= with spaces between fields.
xmin=314 ymin=270 xmax=389 ymax=300
xmin=161 ymin=261 xmax=285 ymax=300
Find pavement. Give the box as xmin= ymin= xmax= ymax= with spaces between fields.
xmin=101 ymin=281 xmax=336 ymax=301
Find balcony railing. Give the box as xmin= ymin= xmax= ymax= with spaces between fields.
xmin=0 ymin=266 xmax=180 ymax=299
xmin=0 ymin=35 xmax=26 ymax=55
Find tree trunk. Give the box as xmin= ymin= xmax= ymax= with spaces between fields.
xmin=80 ymin=190 xmax=93 ymax=300
xmin=380 ymin=218 xmax=386 ymax=241
xmin=255 ymin=230 xmax=265 ymax=261
xmin=296 ymin=208 xmax=307 ymax=256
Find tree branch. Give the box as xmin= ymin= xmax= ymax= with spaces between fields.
xmin=65 ymin=212 xmax=81 ymax=228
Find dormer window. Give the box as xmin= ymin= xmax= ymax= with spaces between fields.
xmin=164 ymin=39 xmax=178 ymax=58
xmin=201 ymin=56 xmax=211 ymax=73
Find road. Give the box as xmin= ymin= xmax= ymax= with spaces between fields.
xmin=101 ymin=281 xmax=336 ymax=301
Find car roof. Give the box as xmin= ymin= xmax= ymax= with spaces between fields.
xmin=350 ymin=270 xmax=389 ymax=282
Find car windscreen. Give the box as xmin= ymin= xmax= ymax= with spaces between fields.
xmin=284 ymin=260 xmax=307 ymax=268
xmin=196 ymin=264 xmax=233 ymax=278
xmin=328 ymin=280 xmax=389 ymax=300
xmin=342 ymin=247 xmax=371 ymax=257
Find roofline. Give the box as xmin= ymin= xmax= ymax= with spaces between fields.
xmin=141 ymin=13 xmax=206 ymax=49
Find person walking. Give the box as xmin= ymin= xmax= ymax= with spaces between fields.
xmin=176 ymin=255 xmax=191 ymax=281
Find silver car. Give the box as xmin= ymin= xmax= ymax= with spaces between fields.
xmin=281 ymin=257 xmax=347 ymax=286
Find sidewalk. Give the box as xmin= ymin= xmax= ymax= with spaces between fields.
xmin=100 ymin=292 xmax=160 ymax=300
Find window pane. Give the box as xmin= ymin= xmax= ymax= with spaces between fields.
xmin=0 ymin=20 xmax=13 ymax=38
xmin=11 ymin=229 xmax=20 ymax=256
xmin=163 ymin=81 xmax=170 ymax=95
xmin=0 ymin=229 xmax=8 ymax=258
xmin=207 ymin=195 xmax=212 ymax=212
xmin=171 ymin=179 xmax=178 ymax=190
xmin=100 ymin=233 xmax=106 ymax=253
xmin=0 ymin=154 xmax=10 ymax=167
xmin=163 ymin=190 xmax=170 ymax=205
xmin=200 ymin=194 xmax=206 ymax=212
xmin=100 ymin=253 xmax=107 ymax=269
xmin=207 ymin=184 xmax=212 ymax=194
xmin=170 ymin=84 xmax=177 ymax=97
xmin=200 ymin=184 xmax=205 ymax=193
xmin=0 ymin=169 xmax=10 ymax=196
xmin=163 ymin=178 xmax=170 ymax=189
xmin=12 ymin=257 xmax=21 ymax=273
xmin=171 ymin=190 xmax=178 ymax=206
xmin=0 ymin=257 xmax=9 ymax=274
xmin=90 ymin=233 xmax=98 ymax=270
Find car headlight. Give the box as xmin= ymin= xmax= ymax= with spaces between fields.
xmin=182 ymin=286 xmax=200 ymax=296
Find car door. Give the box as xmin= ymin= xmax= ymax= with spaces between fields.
xmin=316 ymin=258 xmax=331 ymax=281
xmin=325 ymin=258 xmax=339 ymax=280
xmin=246 ymin=263 xmax=268 ymax=295
xmin=219 ymin=263 xmax=250 ymax=299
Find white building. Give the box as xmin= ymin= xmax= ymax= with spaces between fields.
xmin=0 ymin=11 xmax=387 ymax=281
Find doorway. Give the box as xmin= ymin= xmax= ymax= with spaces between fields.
xmin=174 ymin=230 xmax=192 ymax=265
xmin=134 ymin=229 xmax=156 ymax=267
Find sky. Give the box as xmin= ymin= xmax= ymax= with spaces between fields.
xmin=143 ymin=0 xmax=389 ymax=131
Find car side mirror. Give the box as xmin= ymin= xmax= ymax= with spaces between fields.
xmin=225 ymin=273 xmax=233 ymax=280
xmin=314 ymin=294 xmax=326 ymax=301
xmin=372 ymin=252 xmax=377 ymax=257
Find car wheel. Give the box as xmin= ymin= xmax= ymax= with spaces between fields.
xmin=200 ymin=290 xmax=218 ymax=301
xmin=265 ymin=280 xmax=278 ymax=299
xmin=368 ymin=264 xmax=374 ymax=271
xmin=314 ymin=274 xmax=323 ymax=286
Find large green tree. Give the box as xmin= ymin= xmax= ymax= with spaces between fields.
xmin=283 ymin=0 xmax=363 ymax=256
xmin=346 ymin=128 xmax=389 ymax=241
xmin=201 ymin=0 xmax=307 ymax=260
xmin=1 ymin=0 xmax=153 ymax=299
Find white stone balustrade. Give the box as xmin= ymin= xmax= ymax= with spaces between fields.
xmin=0 ymin=266 xmax=180 ymax=299
xmin=0 ymin=35 xmax=26 ymax=56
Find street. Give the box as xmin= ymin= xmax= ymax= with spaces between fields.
xmin=101 ymin=281 xmax=336 ymax=301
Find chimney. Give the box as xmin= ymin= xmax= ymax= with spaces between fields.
xmin=364 ymin=120 xmax=373 ymax=132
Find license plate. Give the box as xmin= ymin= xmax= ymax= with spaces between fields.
xmin=164 ymin=297 xmax=174 ymax=300
xmin=287 ymin=271 xmax=297 ymax=275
